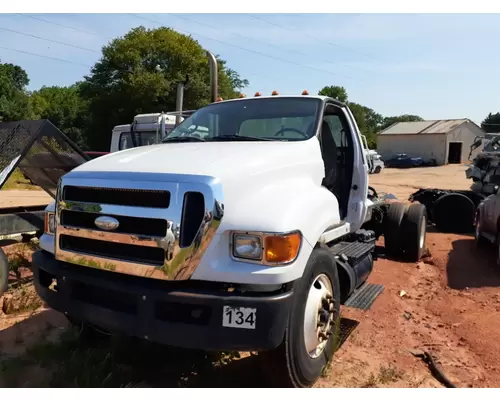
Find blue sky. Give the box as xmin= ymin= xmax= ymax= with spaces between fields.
xmin=0 ymin=13 xmax=499 ymax=124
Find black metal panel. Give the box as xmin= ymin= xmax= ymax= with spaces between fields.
xmin=0 ymin=211 xmax=45 ymax=235
xmin=343 ymin=282 xmax=384 ymax=310
xmin=0 ymin=119 xmax=90 ymax=198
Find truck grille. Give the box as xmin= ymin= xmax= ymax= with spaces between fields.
xmin=60 ymin=210 xmax=167 ymax=237
xmin=63 ymin=186 xmax=170 ymax=208
xmin=60 ymin=235 xmax=166 ymax=266
xmin=55 ymin=174 xmax=224 ymax=281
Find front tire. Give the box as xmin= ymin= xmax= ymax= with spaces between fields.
xmin=260 ymin=248 xmax=341 ymax=387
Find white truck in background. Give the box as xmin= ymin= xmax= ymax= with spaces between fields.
xmin=365 ymin=149 xmax=384 ymax=174
xmin=110 ymin=113 xmax=183 ymax=152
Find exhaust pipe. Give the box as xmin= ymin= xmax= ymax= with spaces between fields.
xmin=174 ymin=51 xmax=218 ymax=126
xmin=206 ymin=50 xmax=218 ymax=103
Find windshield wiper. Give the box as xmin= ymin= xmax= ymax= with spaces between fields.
xmin=207 ymin=135 xmax=274 ymax=142
xmin=163 ymin=136 xmax=205 ymax=143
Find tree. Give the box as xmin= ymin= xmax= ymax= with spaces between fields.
xmin=29 ymin=85 xmax=88 ymax=148
xmin=79 ymin=26 xmax=249 ymax=150
xmin=0 ymin=61 xmax=32 ymax=122
xmin=318 ymin=85 xmax=348 ymax=103
xmin=481 ymin=112 xmax=500 ymax=133
xmin=380 ymin=114 xmax=424 ymax=131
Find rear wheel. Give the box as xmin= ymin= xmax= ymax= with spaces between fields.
xmin=401 ymin=203 xmax=427 ymax=261
xmin=374 ymin=166 xmax=382 ymax=174
xmin=260 ymin=248 xmax=341 ymax=387
xmin=433 ymin=193 xmax=476 ymax=233
xmin=384 ymin=202 xmax=407 ymax=258
xmin=474 ymin=212 xmax=489 ymax=248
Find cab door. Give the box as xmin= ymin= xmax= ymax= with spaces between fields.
xmin=342 ymin=105 xmax=369 ymax=231
xmin=318 ymin=101 xmax=368 ymax=231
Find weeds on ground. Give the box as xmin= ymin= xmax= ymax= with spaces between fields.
xmin=0 ymin=326 xmax=243 ymax=388
xmin=361 ymin=364 xmax=405 ymax=388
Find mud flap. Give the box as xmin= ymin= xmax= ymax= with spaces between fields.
xmin=0 ymin=120 xmax=89 ymax=197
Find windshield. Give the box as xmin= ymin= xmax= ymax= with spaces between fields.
xmin=162 ymin=97 xmax=322 ymax=142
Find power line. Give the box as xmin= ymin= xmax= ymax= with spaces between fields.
xmin=128 ymin=13 xmax=361 ymax=82
xmin=0 ymin=27 xmax=100 ymax=53
xmin=246 ymin=14 xmax=378 ymax=62
xmin=0 ymin=46 xmax=92 ymax=68
xmin=16 ymin=13 xmax=105 ymax=39
xmin=172 ymin=13 xmax=373 ymax=76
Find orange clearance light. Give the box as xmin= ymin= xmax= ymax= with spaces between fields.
xmin=216 ymin=96 xmax=223 ymax=102
xmin=302 ymin=90 xmax=309 ymax=95
xmin=254 ymin=92 xmax=262 ymax=97
xmin=272 ymin=90 xmax=279 ymax=96
xmin=239 ymin=93 xmax=246 ymax=98
xmin=264 ymin=232 xmax=302 ymax=264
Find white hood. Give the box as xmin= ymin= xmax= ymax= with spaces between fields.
xmin=74 ymin=139 xmax=325 ymax=186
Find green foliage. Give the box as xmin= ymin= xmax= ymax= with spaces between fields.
xmin=481 ymin=112 xmax=500 ymax=133
xmin=0 ymin=61 xmax=32 ymax=122
xmin=29 ymin=85 xmax=88 ymax=148
xmin=79 ymin=26 xmax=248 ymax=150
xmin=318 ymin=85 xmax=424 ymax=149
xmin=318 ymin=85 xmax=348 ymax=103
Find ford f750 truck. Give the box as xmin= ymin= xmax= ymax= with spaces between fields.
xmin=31 ymin=90 xmax=427 ymax=387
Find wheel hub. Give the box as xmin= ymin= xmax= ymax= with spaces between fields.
xmin=303 ymin=274 xmax=335 ymax=359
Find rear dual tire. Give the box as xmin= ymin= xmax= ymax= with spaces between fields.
xmin=384 ymin=202 xmax=427 ymax=261
xmin=260 ymin=248 xmax=341 ymax=387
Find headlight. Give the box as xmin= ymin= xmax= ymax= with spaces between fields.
xmin=232 ymin=234 xmax=262 ymax=260
xmin=44 ymin=212 xmax=55 ymax=235
xmin=231 ymin=231 xmax=302 ymax=265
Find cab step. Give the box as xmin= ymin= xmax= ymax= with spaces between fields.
xmin=329 ymin=240 xmax=375 ymax=266
xmin=342 ymin=282 xmax=384 ymax=310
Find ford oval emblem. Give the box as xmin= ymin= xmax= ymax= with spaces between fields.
xmin=94 ymin=216 xmax=120 ymax=231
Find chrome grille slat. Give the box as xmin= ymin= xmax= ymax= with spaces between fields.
xmin=55 ymin=173 xmax=224 ymax=281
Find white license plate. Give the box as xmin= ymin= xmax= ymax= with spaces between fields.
xmin=222 ymin=306 xmax=257 ymax=329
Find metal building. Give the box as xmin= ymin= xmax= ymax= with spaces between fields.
xmin=376 ymin=119 xmax=485 ymax=166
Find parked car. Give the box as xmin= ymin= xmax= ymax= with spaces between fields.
xmin=385 ymin=153 xmax=424 ymax=168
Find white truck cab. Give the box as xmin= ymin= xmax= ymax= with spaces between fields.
xmin=109 ymin=113 xmax=182 ymax=152
xmin=33 ymin=93 xmax=427 ymax=388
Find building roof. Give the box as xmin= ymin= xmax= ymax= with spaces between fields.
xmin=379 ymin=119 xmax=473 ymax=135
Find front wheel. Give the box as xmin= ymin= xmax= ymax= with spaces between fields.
xmin=260 ymin=248 xmax=341 ymax=387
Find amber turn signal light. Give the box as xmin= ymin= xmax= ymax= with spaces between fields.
xmin=265 ymin=232 xmax=302 ymax=264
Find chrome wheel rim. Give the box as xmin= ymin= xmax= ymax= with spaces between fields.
xmin=303 ymin=274 xmax=335 ymax=359
xmin=419 ymin=215 xmax=426 ymax=250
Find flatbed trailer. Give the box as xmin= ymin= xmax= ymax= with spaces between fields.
xmin=0 ymin=119 xmax=90 ymax=296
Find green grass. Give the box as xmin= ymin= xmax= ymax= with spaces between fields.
xmin=1 ymin=169 xmax=40 ymax=191
xmin=0 ymin=326 xmax=242 ymax=388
